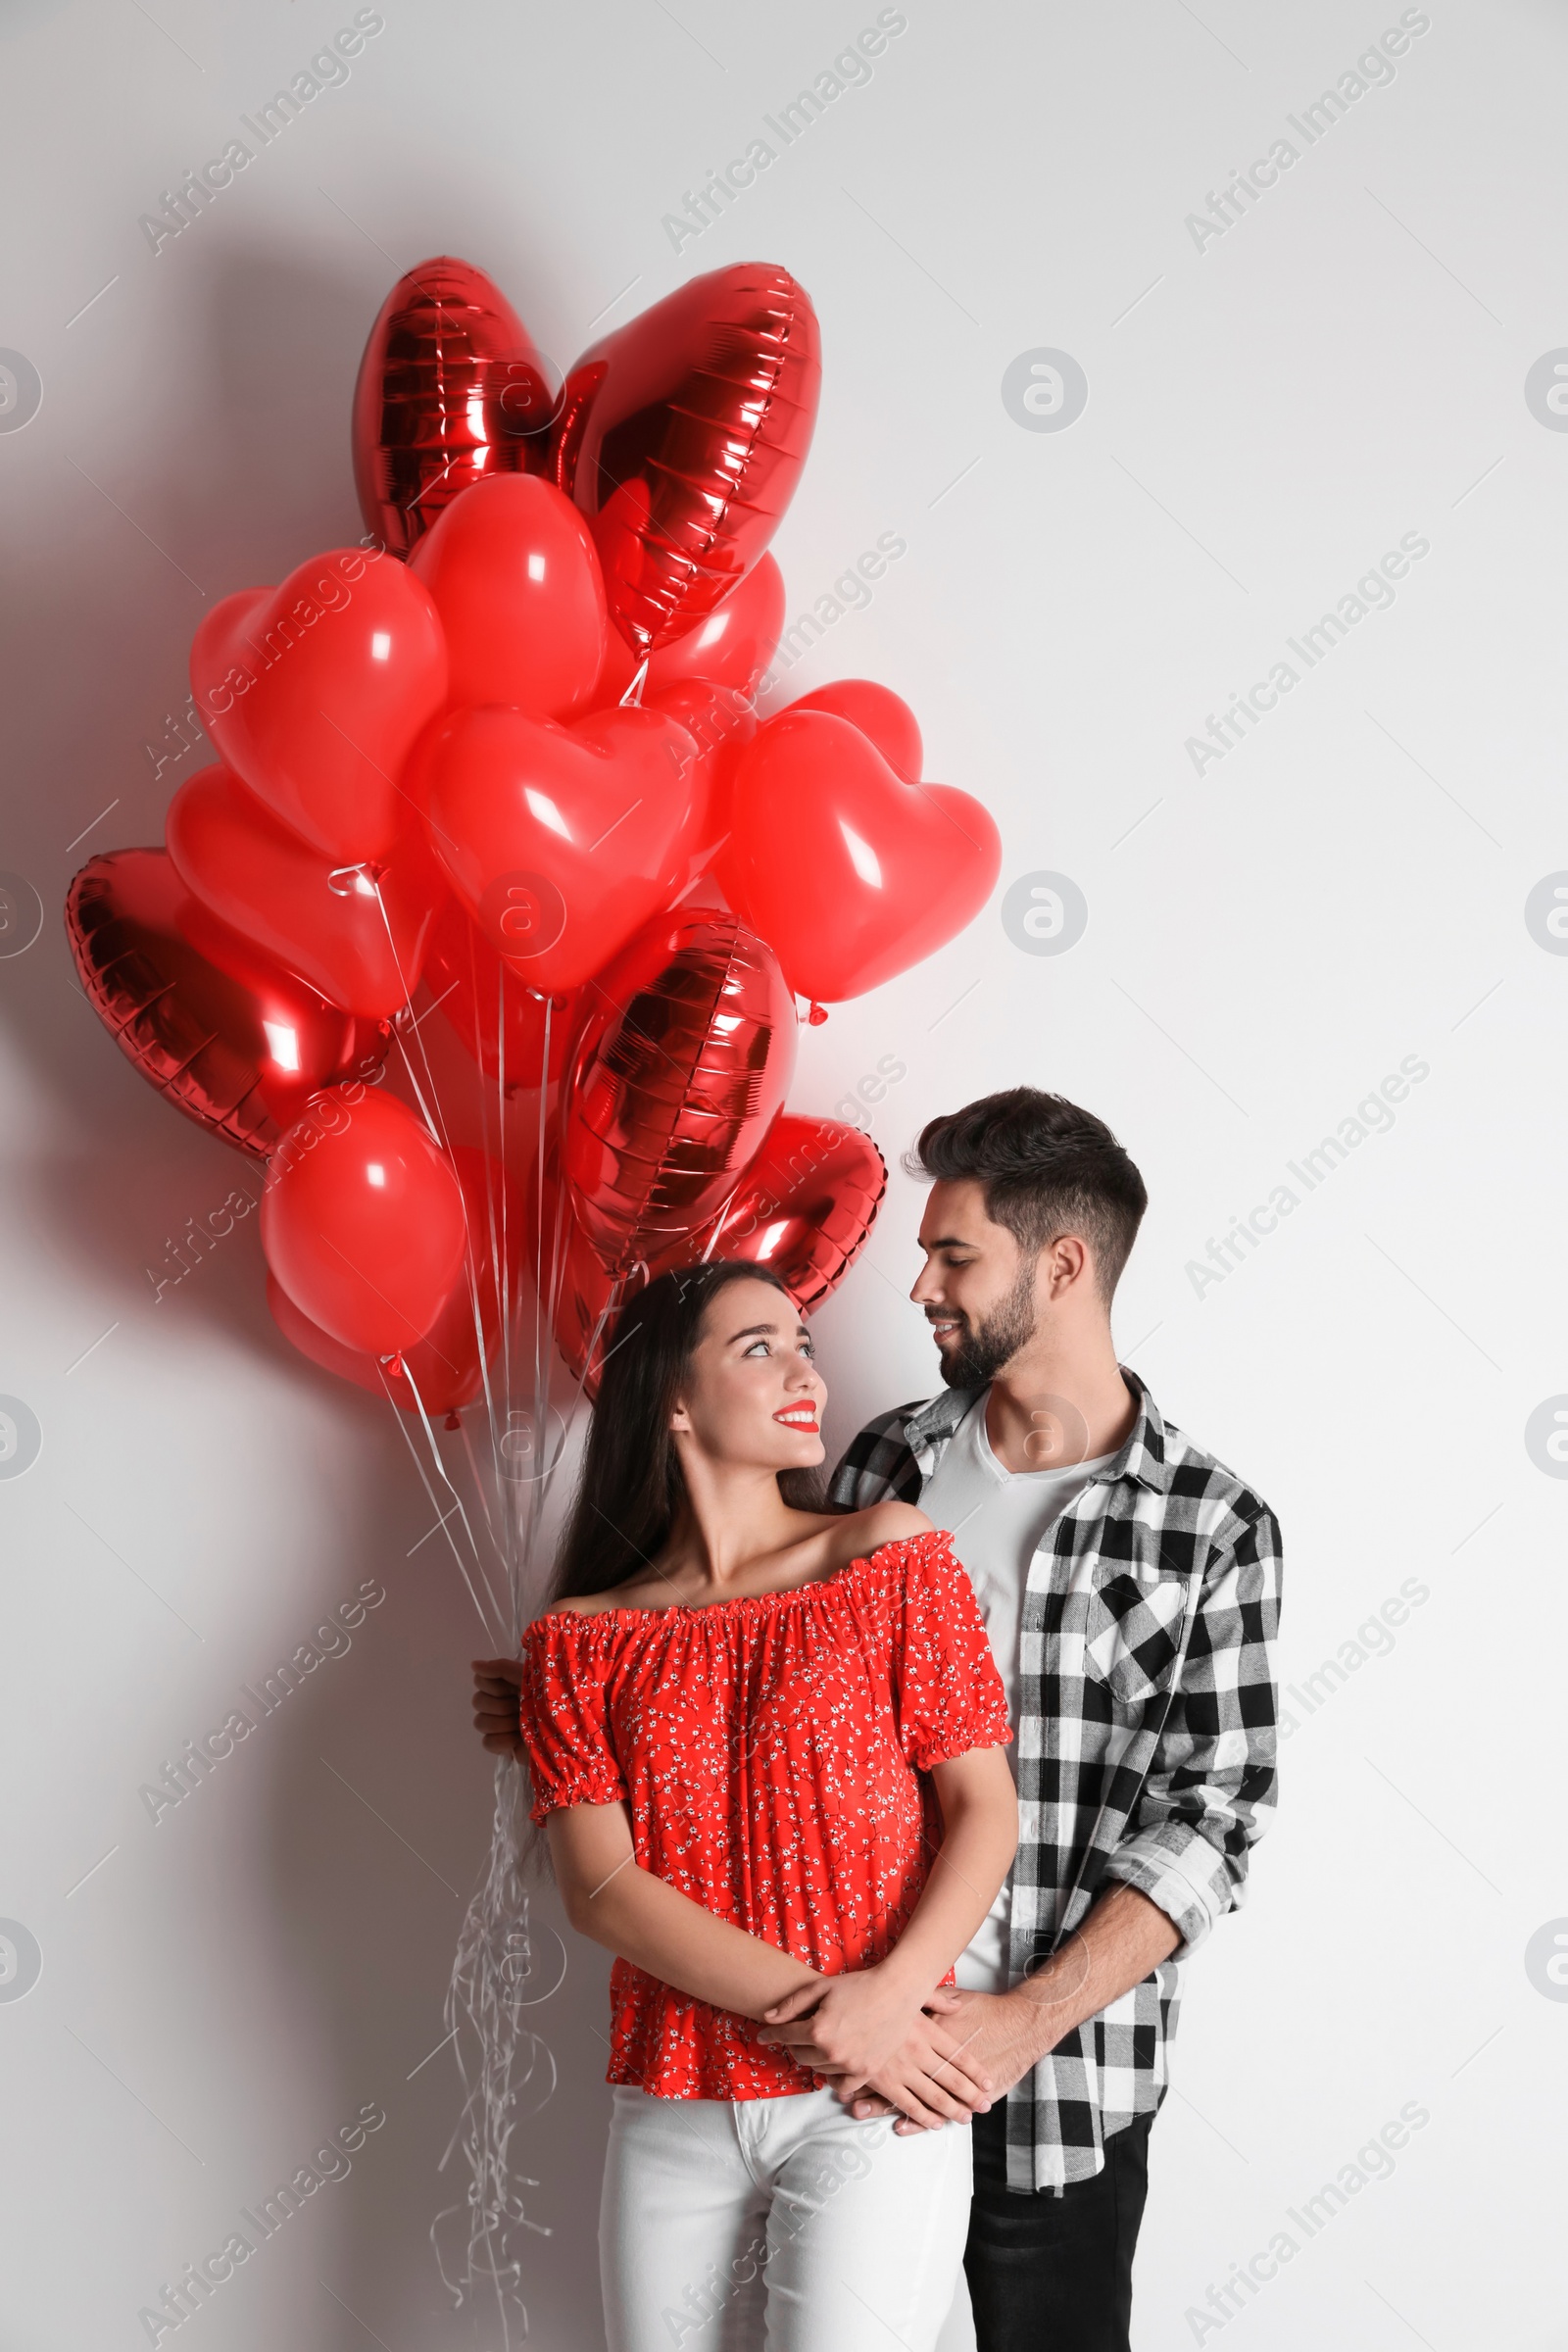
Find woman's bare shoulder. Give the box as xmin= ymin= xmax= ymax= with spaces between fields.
xmin=828 ymin=1498 xmax=934 ymax=1567
xmin=528 ymin=1591 xmax=637 ymax=1627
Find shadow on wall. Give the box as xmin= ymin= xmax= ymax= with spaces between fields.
xmin=0 ymin=232 xmax=614 ymax=2348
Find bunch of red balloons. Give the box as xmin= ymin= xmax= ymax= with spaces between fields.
xmin=66 ymin=257 xmax=1002 ymax=1413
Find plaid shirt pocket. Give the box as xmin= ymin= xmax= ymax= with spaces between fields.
xmin=1084 ymin=1571 xmax=1191 ymax=1708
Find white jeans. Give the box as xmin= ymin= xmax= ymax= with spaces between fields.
xmin=600 ymin=2083 xmax=974 ymax=2352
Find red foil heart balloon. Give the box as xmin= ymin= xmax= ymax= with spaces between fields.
xmin=167 ymin=762 xmax=447 ymax=1018
xmin=266 ymin=1146 xmax=522 ymax=1415
xmin=668 ymin=1116 xmax=888 ymax=1311
xmin=65 ymin=851 xmax=389 ymax=1157
xmin=559 ymin=909 xmax=797 ymax=1275
xmin=408 ymin=474 xmax=608 ymax=717
xmin=422 ymin=898 xmax=574 ymax=1091
xmin=353 ymin=255 xmax=557 ymax=559
xmin=717 ymin=710 xmax=1003 ymax=1003
xmin=190 ymin=545 xmax=448 ymax=865
xmin=551 ymin=264 xmax=820 ymax=659
xmin=422 ymin=704 xmax=706 ymax=995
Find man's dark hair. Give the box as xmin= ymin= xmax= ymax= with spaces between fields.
xmin=906 ymin=1089 xmax=1148 ymax=1302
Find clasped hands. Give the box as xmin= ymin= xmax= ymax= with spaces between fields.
xmin=757 ymin=1966 xmax=1017 ymax=2133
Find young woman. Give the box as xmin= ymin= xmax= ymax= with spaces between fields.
xmin=470 ymin=1260 xmax=1017 ymax=2352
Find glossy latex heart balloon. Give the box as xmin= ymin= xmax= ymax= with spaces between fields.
xmin=668 ymin=1117 xmax=888 ymax=1311
xmin=353 ymin=255 xmax=557 ymax=559
xmin=266 ymin=1146 xmax=522 ymax=1415
xmin=551 ymin=265 xmax=820 ymax=659
xmin=784 ymin=679 xmax=922 ymax=784
xmin=409 ymin=474 xmax=608 ymax=716
xmin=596 ymin=552 xmax=785 ymax=706
xmin=560 ymin=909 xmax=797 ymax=1275
xmin=422 ymin=898 xmax=574 ymax=1091
xmin=645 ymin=678 xmax=756 ymax=866
xmin=190 ymin=546 xmax=448 ymax=864
xmin=167 ymin=763 xmax=446 ymax=1018
xmin=261 ymin=1087 xmax=466 ymax=1355
xmin=423 ymin=704 xmax=705 ymax=995
xmin=717 ymin=710 xmax=1003 ymax=1003
xmin=65 ymin=851 xmax=388 ymax=1156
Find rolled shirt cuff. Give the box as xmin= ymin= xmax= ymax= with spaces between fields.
xmin=1101 ymin=1825 xmax=1237 ymax=1953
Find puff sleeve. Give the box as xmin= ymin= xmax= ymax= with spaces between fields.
xmin=888 ymin=1531 xmax=1012 ymax=1771
xmin=516 ymin=1616 xmax=629 ymax=1824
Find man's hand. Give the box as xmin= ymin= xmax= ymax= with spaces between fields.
xmin=840 ymin=1985 xmax=1058 ymax=2133
xmin=757 ymin=1964 xmax=934 ymax=2086
xmin=471 ymin=1657 xmax=524 ymax=1759
xmin=759 ymin=1976 xmax=999 ymax=2131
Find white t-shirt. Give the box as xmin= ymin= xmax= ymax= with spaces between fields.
xmin=920 ymin=1396 xmax=1114 ymax=1992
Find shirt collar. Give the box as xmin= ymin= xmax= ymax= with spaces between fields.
xmin=905 ymin=1367 xmax=1172 ymax=1494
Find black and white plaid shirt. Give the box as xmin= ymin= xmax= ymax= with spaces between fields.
xmin=829 ymin=1369 xmax=1282 ymax=2192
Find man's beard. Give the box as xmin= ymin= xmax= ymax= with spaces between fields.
xmin=932 ymin=1265 xmax=1038 ymax=1389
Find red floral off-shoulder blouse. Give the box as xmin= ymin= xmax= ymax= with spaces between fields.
xmin=516 ymin=1529 xmax=1011 ymax=2100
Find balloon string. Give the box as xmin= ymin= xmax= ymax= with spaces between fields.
xmin=618 ymin=656 xmax=649 ymax=708
xmin=373 ymin=885 xmax=514 ymax=1595
xmin=376 ymin=1363 xmax=504 ymax=1642
xmin=397 ymin=1350 xmax=508 ymax=1633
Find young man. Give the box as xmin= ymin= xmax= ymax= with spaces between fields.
xmin=763 ymin=1088 xmax=1282 ymax=2352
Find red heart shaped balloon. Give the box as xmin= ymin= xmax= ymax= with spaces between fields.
xmin=717 ymin=710 xmax=1003 ymax=1003
xmin=596 ymin=552 xmax=785 ymax=706
xmin=644 ymin=678 xmax=756 ymax=868
xmin=353 ymin=256 xmax=557 ymax=559
xmin=667 ymin=1116 xmax=888 ymax=1311
xmin=423 ymin=704 xmax=706 ymax=995
xmin=552 ymin=264 xmax=820 ymax=658
xmin=261 ymin=1087 xmax=467 ymax=1354
xmin=422 ymin=897 xmax=574 ymax=1090
xmin=267 ymin=1146 xmax=522 ymax=1415
xmin=190 ymin=545 xmax=448 ymax=864
xmin=167 ymin=762 xmax=446 ymax=1018
xmin=65 ymin=851 xmax=389 ymax=1156
xmin=409 ymin=474 xmax=608 ymax=716
xmin=783 ymin=679 xmax=922 ymax=785
xmin=560 ymin=909 xmax=797 ymax=1275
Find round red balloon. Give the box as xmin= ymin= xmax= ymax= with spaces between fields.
xmin=65 ymin=851 xmax=388 ymax=1156
xmin=409 ymin=474 xmax=608 ymax=717
xmin=669 ymin=1116 xmax=888 ymax=1311
xmin=261 ymin=1088 xmax=467 ymax=1355
xmin=551 ymin=264 xmax=820 ymax=658
xmin=560 ymin=909 xmax=798 ymax=1275
xmin=267 ymin=1146 xmax=522 ymax=1414
xmin=189 ymin=546 xmax=448 ymax=865
xmin=717 ymin=710 xmax=1002 ymax=1003
xmin=353 ymin=256 xmax=557 ymax=559
xmin=167 ymin=763 xmax=446 ymax=1019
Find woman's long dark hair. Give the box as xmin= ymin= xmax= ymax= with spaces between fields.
xmin=543 ymin=1260 xmax=823 ymax=1607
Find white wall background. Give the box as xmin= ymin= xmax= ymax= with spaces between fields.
xmin=2 ymin=1 xmax=1565 ymax=2346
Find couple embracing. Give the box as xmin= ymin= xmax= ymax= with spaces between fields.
xmin=473 ymin=1089 xmax=1283 ymax=2352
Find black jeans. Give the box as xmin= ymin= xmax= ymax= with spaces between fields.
xmin=963 ymin=2105 xmax=1155 ymax=2352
